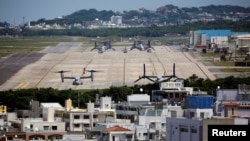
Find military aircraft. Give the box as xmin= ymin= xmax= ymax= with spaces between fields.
xmin=134 ymin=63 xmax=182 ymax=83
xmin=55 ymin=69 xmax=99 ymax=85
xmin=91 ymin=40 xmax=115 ymax=53
xmin=130 ymin=40 xmax=154 ymax=52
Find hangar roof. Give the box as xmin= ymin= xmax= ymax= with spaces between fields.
xmin=196 ymin=29 xmax=231 ymax=40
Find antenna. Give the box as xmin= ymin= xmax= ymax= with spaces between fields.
xmin=23 ymin=16 xmax=25 ymax=26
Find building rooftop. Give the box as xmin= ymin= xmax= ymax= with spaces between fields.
xmin=223 ymin=102 xmax=240 ymax=107
xmin=196 ymin=29 xmax=231 ymax=40
xmin=40 ymin=103 xmax=63 ymax=108
xmin=105 ymin=126 xmax=131 ymax=132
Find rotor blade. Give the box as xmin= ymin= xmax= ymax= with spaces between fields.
xmin=134 ymin=77 xmax=143 ymax=83
xmin=61 ymin=73 xmax=64 ymax=83
xmin=54 ymin=70 xmax=71 ymax=73
xmin=143 ymin=64 xmax=146 ymax=76
xmin=63 ymin=76 xmax=75 ymax=79
xmin=86 ymin=70 xmax=100 ymax=73
xmin=79 ymin=76 xmax=91 ymax=79
xmin=173 ymin=63 xmax=175 ymax=77
xmin=145 ymin=76 xmax=155 ymax=82
xmin=162 ymin=63 xmax=175 ymax=78
xmin=146 ymin=75 xmax=157 ymax=78
xmin=165 ymin=76 xmax=175 ymax=82
xmin=85 ymin=70 xmax=100 ymax=81
xmin=91 ymin=72 xmax=93 ymax=81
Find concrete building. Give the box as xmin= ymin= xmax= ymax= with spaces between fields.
xmin=111 ymin=16 xmax=122 ymax=25
xmin=63 ymin=97 xmax=116 ymax=132
xmin=113 ymin=93 xmax=183 ymax=140
xmin=114 ymin=94 xmax=150 ymax=123
xmin=214 ymin=84 xmax=250 ymax=118
xmin=166 ymin=117 xmax=202 ymax=141
xmin=190 ymin=29 xmax=232 ymax=48
xmin=138 ymin=105 xmax=182 ymax=140
xmin=166 ymin=95 xmax=214 ymax=141
xmin=29 ymin=100 xmax=40 ymax=118
xmin=4 ymin=106 xmax=66 ymax=141
xmin=152 ymin=81 xmax=207 ymax=104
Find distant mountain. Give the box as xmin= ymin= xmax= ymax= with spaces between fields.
xmin=65 ymin=8 xmax=115 ymax=22
xmin=18 ymin=5 xmax=250 ymax=26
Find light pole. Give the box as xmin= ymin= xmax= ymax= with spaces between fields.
xmin=140 ymin=88 xmax=143 ymax=94
xmin=234 ymin=41 xmax=237 ymax=61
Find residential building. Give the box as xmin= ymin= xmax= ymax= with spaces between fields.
xmin=166 ymin=95 xmax=214 ymax=141
xmin=166 ymin=117 xmax=202 ymax=141
xmin=214 ymin=84 xmax=250 ymax=119
xmin=152 ymin=81 xmax=207 ymax=104
xmin=63 ymin=97 xmax=116 ymax=132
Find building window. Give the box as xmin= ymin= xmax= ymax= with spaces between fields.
xmin=43 ymin=126 xmax=49 ymax=130
xmin=83 ymin=124 xmax=90 ymax=127
xmin=52 ymin=126 xmax=57 ymax=130
xmin=161 ymin=123 xmax=165 ymax=127
xmin=191 ymin=127 xmax=197 ymax=133
xmin=74 ymin=115 xmax=80 ymax=119
xmin=232 ymin=108 xmax=234 ymax=115
xmin=180 ymin=125 xmax=188 ymax=132
xmin=126 ymin=135 xmax=132 ymax=139
xmin=170 ymin=93 xmax=173 ymax=98
xmin=190 ymin=112 xmax=195 ymax=118
xmin=200 ymin=112 xmax=204 ymax=118
xmin=175 ymin=94 xmax=180 ymax=98
xmin=105 ymin=104 xmax=109 ymax=109
xmin=84 ymin=115 xmax=89 ymax=119
xmin=74 ymin=124 xmax=80 ymax=128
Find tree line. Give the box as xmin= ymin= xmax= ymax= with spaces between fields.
xmin=1 ymin=75 xmax=250 ymax=111
xmin=1 ymin=20 xmax=249 ymax=37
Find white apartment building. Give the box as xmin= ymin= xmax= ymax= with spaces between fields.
xmin=111 ymin=16 xmax=122 ymax=25
xmin=63 ymin=97 xmax=116 ymax=132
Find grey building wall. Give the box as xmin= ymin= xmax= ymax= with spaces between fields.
xmin=166 ymin=117 xmax=202 ymax=141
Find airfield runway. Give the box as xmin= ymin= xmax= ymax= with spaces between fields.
xmin=0 ymin=42 xmax=217 ymax=90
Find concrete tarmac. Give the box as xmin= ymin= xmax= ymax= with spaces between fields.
xmin=0 ymin=42 xmax=217 ymax=90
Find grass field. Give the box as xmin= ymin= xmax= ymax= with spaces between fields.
xmin=0 ymin=35 xmax=189 ymax=58
xmin=197 ymin=49 xmax=250 ymax=74
xmin=0 ymin=36 xmax=90 ymax=58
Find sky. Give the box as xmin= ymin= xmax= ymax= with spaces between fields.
xmin=0 ymin=0 xmax=250 ymax=25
